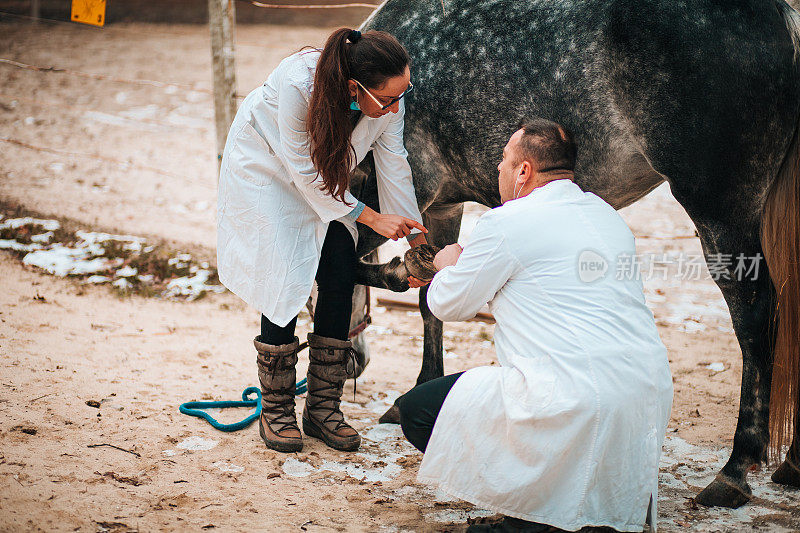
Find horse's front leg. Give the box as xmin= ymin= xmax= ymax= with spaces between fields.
xmin=416 ymin=282 xmax=444 ymax=385
xmin=379 ymin=203 xmax=464 ymax=424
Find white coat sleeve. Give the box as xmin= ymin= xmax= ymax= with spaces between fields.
xmin=426 ymin=216 xmax=518 ymax=322
xmin=371 ymin=99 xmax=424 ymax=226
xmin=275 ymin=77 xmax=358 ymax=223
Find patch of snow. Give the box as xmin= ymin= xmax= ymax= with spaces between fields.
xmin=165 ymin=270 xmax=224 ymax=300
xmin=705 ymin=362 xmax=725 ymax=372
xmin=363 ymin=423 xmax=405 ymax=443
xmin=23 ymin=245 xmax=123 ymax=276
xmin=30 ymin=231 xmax=53 ymax=243
xmin=84 ymin=275 xmax=111 ymax=284
xmin=211 ymin=461 xmax=244 ymax=473
xmin=168 ymin=253 xmax=192 ymax=267
xmin=319 ymin=458 xmax=401 ymax=482
xmin=0 ymin=240 xmax=43 ymax=252
xmin=365 ymin=392 xmax=402 ymax=414
xmin=176 ymin=436 xmax=218 ymax=451
xmin=112 ymin=278 xmax=132 ymax=290
xmin=0 ymin=217 xmax=60 ymax=231
xmin=75 ymin=230 xmax=145 ymax=248
xmin=116 ymin=265 xmax=138 ymax=277
xmin=426 ymin=508 xmax=495 ymax=523
xmin=282 ymin=458 xmax=315 ymax=477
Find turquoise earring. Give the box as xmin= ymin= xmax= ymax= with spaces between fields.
xmin=350 ymin=99 xmax=361 ymax=111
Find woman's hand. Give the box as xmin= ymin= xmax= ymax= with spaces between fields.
xmin=408 ymin=276 xmax=429 ymax=288
xmin=358 ymin=207 xmax=427 ymax=241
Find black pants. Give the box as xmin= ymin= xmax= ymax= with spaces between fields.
xmin=260 ymin=221 xmax=357 ymax=344
xmin=397 ymin=372 xmax=464 ymax=452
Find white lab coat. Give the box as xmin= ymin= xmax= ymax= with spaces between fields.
xmin=216 ymin=50 xmax=423 ymax=326
xmin=420 ymin=179 xmax=673 ymax=532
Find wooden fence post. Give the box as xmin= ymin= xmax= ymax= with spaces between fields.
xmin=208 ymin=0 xmax=238 ymax=175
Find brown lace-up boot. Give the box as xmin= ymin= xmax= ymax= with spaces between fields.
xmin=302 ymin=333 xmax=361 ymax=451
xmin=254 ymin=336 xmax=303 ymax=453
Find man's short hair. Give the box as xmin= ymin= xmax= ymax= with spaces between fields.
xmin=514 ymin=118 xmax=576 ymax=172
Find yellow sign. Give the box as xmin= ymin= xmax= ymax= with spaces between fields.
xmin=71 ymin=0 xmax=106 ymax=27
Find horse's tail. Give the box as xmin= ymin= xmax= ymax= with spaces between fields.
xmin=762 ymin=1 xmax=800 ymax=459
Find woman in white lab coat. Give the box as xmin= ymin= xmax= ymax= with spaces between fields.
xmin=217 ymin=28 xmax=427 ymax=453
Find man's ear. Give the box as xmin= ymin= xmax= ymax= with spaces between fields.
xmin=517 ymin=160 xmax=533 ymax=184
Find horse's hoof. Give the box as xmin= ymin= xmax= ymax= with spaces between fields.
xmin=695 ymin=474 xmax=752 ymax=508
xmin=378 ymin=404 xmax=401 ymax=424
xmin=403 ymin=244 xmax=441 ymax=282
xmin=771 ymin=457 xmax=800 ymax=487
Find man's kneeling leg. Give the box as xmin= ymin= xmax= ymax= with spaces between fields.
xmin=397 ymin=372 xmax=464 ymax=452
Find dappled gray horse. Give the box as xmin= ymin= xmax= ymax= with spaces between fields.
xmin=350 ymin=0 xmax=800 ymax=509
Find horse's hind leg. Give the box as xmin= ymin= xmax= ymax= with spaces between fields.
xmin=674 ymin=201 xmax=774 ymax=508
xmin=772 ymin=437 xmax=800 ymax=486
xmin=378 ymin=203 xmax=464 ymax=424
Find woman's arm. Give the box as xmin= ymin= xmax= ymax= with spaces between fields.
xmin=371 ymin=99 xmax=427 ymax=245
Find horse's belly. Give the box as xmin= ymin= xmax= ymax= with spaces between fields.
xmin=577 ymin=149 xmax=665 ymax=210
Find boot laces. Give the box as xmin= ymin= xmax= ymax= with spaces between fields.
xmin=307 ymin=347 xmax=358 ymax=431
xmin=260 ymin=352 xmax=299 ymax=433
xmin=262 ymin=384 xmax=299 ymax=433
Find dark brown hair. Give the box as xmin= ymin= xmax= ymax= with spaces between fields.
xmin=307 ymin=28 xmax=409 ymax=203
xmin=514 ymin=117 xmax=577 ymax=172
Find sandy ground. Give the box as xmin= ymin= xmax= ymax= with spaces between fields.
xmin=1 ymin=20 xmax=800 ymax=532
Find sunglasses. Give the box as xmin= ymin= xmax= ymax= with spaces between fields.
xmin=353 ymin=79 xmax=414 ymax=111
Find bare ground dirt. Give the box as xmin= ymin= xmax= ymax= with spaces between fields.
xmin=1 ymin=20 xmax=799 ymax=532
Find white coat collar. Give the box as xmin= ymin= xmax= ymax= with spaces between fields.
xmin=517 ymin=178 xmax=580 ymax=204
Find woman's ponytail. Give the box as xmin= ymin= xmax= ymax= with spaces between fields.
xmin=307 ymin=28 xmax=409 ymax=203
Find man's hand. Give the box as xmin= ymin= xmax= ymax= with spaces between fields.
xmin=433 ymin=243 xmax=463 ymax=271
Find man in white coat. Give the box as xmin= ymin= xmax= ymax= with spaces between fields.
xmin=396 ymin=118 xmax=674 ymax=532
